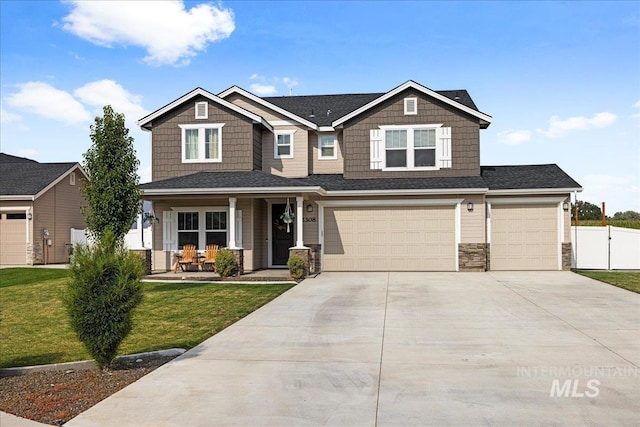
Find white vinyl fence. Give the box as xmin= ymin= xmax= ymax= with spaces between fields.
xmin=70 ymin=217 xmax=152 ymax=251
xmin=571 ymin=226 xmax=640 ymax=270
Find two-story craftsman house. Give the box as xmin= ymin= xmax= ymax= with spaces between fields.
xmin=138 ymin=80 xmax=581 ymax=273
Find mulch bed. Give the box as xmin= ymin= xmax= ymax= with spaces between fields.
xmin=0 ymin=355 xmax=177 ymax=426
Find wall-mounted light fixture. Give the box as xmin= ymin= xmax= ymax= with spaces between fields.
xmin=467 ymin=202 xmax=474 ymax=212
xmin=27 ymin=213 xmax=32 ymax=220
xmin=306 ymin=204 xmax=313 ymax=213
xmin=562 ymin=201 xmax=569 ymax=211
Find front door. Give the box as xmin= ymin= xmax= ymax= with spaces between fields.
xmin=272 ymin=203 xmax=294 ymax=266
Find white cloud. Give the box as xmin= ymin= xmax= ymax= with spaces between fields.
xmin=74 ymin=79 xmax=148 ymax=124
xmin=250 ymin=83 xmax=278 ymax=96
xmin=6 ymin=82 xmax=91 ymax=125
xmin=0 ymin=107 xmax=22 ymax=124
xmin=249 ymin=74 xmax=264 ymax=81
xmin=632 ymin=101 xmax=640 ymax=119
xmin=282 ymin=77 xmax=299 ymax=88
xmin=580 ymin=174 xmax=640 ymax=213
xmin=496 ymin=129 xmax=532 ymax=145
xmin=61 ymin=0 xmax=235 ymax=66
xmin=536 ymin=112 xmax=617 ymax=138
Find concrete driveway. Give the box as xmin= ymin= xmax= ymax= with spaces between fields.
xmin=66 ymin=272 xmax=639 ymax=426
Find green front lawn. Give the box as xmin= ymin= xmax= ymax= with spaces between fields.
xmin=0 ymin=268 xmax=295 ymax=369
xmin=577 ymin=270 xmax=640 ymax=294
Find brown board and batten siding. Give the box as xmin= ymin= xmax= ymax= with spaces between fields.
xmin=342 ymin=89 xmax=481 ymax=179
xmin=151 ymin=95 xmax=257 ymax=181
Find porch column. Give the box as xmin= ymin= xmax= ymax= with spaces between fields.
xmin=228 ymin=197 xmax=237 ymax=249
xmin=295 ymin=196 xmax=307 ymax=248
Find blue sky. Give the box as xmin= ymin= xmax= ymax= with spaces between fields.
xmin=1 ymin=1 xmax=638 ymax=213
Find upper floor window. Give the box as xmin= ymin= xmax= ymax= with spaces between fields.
xmin=318 ymin=134 xmax=337 ymax=160
xmin=404 ymin=97 xmax=417 ymax=115
xmin=179 ymin=124 xmax=224 ymax=163
xmin=195 ymin=102 xmax=208 ymax=119
xmin=274 ymin=130 xmax=295 ymax=159
xmin=370 ymin=124 xmax=451 ymax=171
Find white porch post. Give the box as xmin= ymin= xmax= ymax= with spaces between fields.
xmin=228 ymin=197 xmax=237 ymax=249
xmin=295 ymin=196 xmax=306 ymax=248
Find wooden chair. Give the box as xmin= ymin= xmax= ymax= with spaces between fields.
xmin=177 ymin=244 xmax=197 ymax=272
xmin=202 ymin=244 xmax=219 ymax=272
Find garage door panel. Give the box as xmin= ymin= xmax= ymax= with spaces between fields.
xmin=323 ymin=206 xmax=455 ymax=271
xmin=0 ymin=218 xmax=27 ymax=265
xmin=491 ymin=204 xmax=558 ymax=270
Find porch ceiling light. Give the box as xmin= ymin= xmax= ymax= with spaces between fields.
xmin=467 ymin=202 xmax=474 ymax=212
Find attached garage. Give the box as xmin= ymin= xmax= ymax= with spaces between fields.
xmin=490 ymin=203 xmax=559 ymax=270
xmin=0 ymin=213 xmax=28 ymax=265
xmin=322 ymin=205 xmax=457 ymax=271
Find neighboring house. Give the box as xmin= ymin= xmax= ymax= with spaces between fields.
xmin=138 ymin=80 xmax=582 ymax=273
xmin=0 ymin=153 xmax=87 ymax=265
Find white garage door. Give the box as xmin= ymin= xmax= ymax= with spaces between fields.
xmin=0 ymin=214 xmax=27 ymax=265
xmin=491 ymin=204 xmax=558 ymax=270
xmin=323 ymin=206 xmax=456 ymax=271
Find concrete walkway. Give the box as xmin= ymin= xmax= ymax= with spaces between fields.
xmin=65 ymin=272 xmax=639 ymax=426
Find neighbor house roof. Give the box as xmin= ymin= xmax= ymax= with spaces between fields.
xmin=0 ymin=153 xmax=81 ymax=199
xmin=141 ymin=164 xmax=580 ymax=196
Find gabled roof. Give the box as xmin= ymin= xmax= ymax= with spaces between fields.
xmin=218 ymin=86 xmax=319 ymax=129
xmin=481 ymin=164 xmax=582 ymax=192
xmin=0 ymin=153 xmax=83 ymax=199
xmin=332 ymin=80 xmax=492 ymax=128
xmin=137 ymin=87 xmax=273 ymax=131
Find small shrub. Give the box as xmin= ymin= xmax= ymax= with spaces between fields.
xmin=64 ymin=230 xmax=144 ymax=369
xmin=215 ymin=249 xmax=237 ymax=278
xmin=287 ymin=255 xmax=306 ymax=280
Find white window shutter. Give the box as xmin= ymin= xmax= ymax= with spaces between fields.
xmin=370 ymin=129 xmax=384 ymax=169
xmin=162 ymin=211 xmax=177 ymax=251
xmin=436 ymin=127 xmax=452 ymax=168
xmin=235 ymin=210 xmax=243 ymax=248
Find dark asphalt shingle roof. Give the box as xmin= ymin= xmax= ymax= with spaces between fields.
xmin=480 ymin=164 xmax=581 ymax=190
xmin=1 ymin=153 xmax=77 ymax=196
xmin=140 ymin=165 xmax=581 ymax=193
xmin=262 ymin=90 xmax=479 ymax=127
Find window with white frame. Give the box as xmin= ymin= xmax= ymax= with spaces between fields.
xmin=274 ymin=131 xmax=295 ymax=159
xmin=179 ymin=124 xmax=223 ymax=163
xmin=195 ymin=102 xmax=208 ymax=119
xmin=413 ymin=129 xmax=436 ymax=167
xmin=404 ymin=97 xmax=417 ymax=115
xmin=318 ymin=134 xmax=337 ymax=159
xmin=206 ymin=211 xmax=227 ymax=247
xmin=70 ymin=172 xmax=76 ymax=185
xmin=372 ymin=124 xmax=450 ymax=170
xmin=177 ymin=211 xmax=199 ymax=249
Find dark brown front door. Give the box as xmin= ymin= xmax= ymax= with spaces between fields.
xmin=272 ymin=204 xmax=294 ymax=266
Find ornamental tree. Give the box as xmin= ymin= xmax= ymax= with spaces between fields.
xmin=81 ymin=105 xmax=141 ymax=240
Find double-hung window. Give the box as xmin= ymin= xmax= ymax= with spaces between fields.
xmin=206 ymin=211 xmax=227 ymax=247
xmin=177 ymin=212 xmax=199 ymax=249
xmin=274 ymin=131 xmax=295 ymax=159
xmin=413 ymin=129 xmax=436 ymax=167
xmin=385 ymin=130 xmax=407 ymax=167
xmin=373 ymin=124 xmax=449 ymax=170
xmin=318 ymin=134 xmax=337 ymax=159
xmin=179 ymin=124 xmax=223 ymax=163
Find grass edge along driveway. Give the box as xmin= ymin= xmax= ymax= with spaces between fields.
xmin=0 ymin=268 xmax=295 ymax=369
xmin=576 ymin=270 xmax=640 ymax=294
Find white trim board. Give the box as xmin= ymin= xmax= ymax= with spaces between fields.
xmin=332 ymin=80 xmax=493 ymax=127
